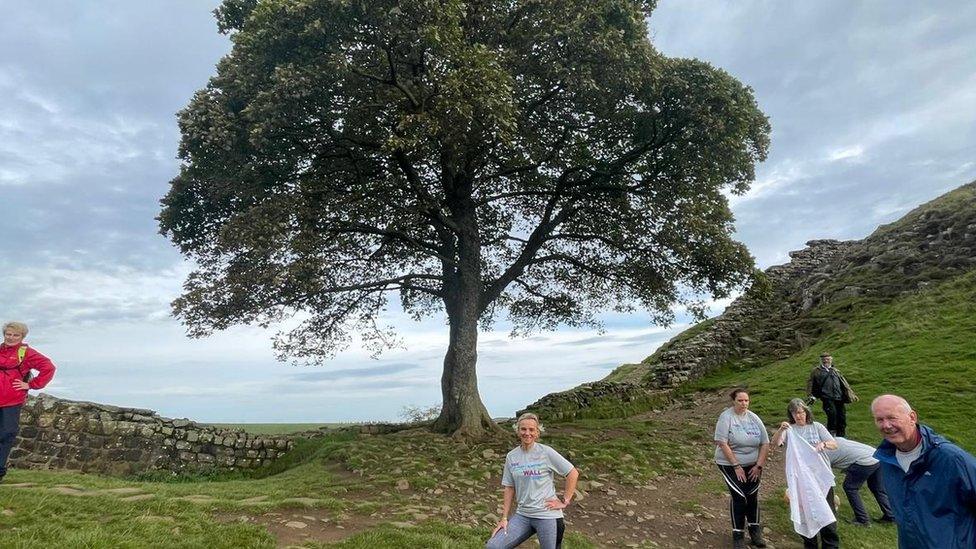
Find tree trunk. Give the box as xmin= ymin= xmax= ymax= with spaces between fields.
xmin=431 ymin=302 xmax=505 ymax=439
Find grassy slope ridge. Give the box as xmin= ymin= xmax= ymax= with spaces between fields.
xmin=690 ymin=268 xmax=976 ymax=451
xmin=685 ymin=262 xmax=976 ymax=548
xmin=603 ymin=180 xmax=976 ymax=388
xmin=1 ymin=268 xmax=972 ymax=547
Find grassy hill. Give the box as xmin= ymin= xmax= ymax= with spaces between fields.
xmin=689 ymin=268 xmax=976 ymax=450
xmin=2 ymin=268 xmax=973 ymax=547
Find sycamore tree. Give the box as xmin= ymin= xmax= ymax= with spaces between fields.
xmin=159 ymin=0 xmax=770 ymax=438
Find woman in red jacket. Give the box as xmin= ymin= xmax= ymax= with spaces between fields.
xmin=0 ymin=321 xmax=56 ymax=481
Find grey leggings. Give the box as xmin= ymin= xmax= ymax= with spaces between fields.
xmin=485 ymin=513 xmax=565 ymax=549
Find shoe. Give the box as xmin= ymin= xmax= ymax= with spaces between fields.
xmin=747 ymin=524 xmax=768 ymax=547
xmin=847 ymin=519 xmax=871 ymax=528
xmin=877 ymin=515 xmax=895 ymax=523
xmin=733 ymin=531 xmax=747 ymax=549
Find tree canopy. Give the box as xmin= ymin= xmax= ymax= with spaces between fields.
xmin=160 ymin=0 xmax=770 ymax=437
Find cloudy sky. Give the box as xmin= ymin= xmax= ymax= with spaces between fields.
xmin=2 ymin=1 xmax=973 ymax=423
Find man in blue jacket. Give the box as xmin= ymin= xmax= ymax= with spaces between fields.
xmin=871 ymin=394 xmax=976 ymax=548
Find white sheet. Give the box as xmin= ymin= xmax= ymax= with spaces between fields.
xmin=784 ymin=427 xmax=837 ymax=538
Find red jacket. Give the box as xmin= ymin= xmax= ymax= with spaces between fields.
xmin=0 ymin=343 xmax=56 ymax=407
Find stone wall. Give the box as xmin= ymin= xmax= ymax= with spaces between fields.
xmin=10 ymin=394 xmax=293 ymax=476
xmin=525 ymin=181 xmax=976 ymax=420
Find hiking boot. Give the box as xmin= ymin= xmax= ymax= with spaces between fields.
xmin=733 ymin=530 xmax=747 ymax=549
xmin=877 ymin=515 xmax=895 ymax=523
xmin=747 ymin=524 xmax=768 ymax=547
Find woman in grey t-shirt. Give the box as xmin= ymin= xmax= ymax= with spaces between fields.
xmin=714 ymin=388 xmax=770 ymax=548
xmin=486 ymin=412 xmax=579 ymax=549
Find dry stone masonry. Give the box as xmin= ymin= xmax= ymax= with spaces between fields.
xmin=11 ymin=394 xmax=293 ymax=475
xmin=525 ymin=181 xmax=976 ymax=421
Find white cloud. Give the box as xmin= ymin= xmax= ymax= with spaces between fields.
xmin=827 ymin=145 xmax=865 ymax=162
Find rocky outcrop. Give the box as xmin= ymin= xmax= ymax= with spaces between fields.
xmin=525 ymin=181 xmax=976 ymax=421
xmin=10 ymin=394 xmax=293 ymax=476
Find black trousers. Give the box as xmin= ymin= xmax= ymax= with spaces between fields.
xmin=718 ymin=464 xmax=761 ymax=531
xmin=821 ymin=399 xmax=847 ymax=437
xmin=800 ymin=487 xmax=840 ymax=549
xmin=0 ymin=405 xmax=22 ymax=477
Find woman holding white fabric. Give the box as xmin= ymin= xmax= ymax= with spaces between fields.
xmin=772 ymin=398 xmax=839 ymax=549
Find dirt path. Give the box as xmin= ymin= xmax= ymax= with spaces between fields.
xmin=563 ymin=390 xmax=797 ymax=548
xmin=230 ymin=391 xmax=805 ymax=548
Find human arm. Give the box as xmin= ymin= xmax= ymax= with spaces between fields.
xmin=24 ymin=348 xmax=56 ymax=390
xmin=814 ymin=423 xmax=837 ymax=451
xmin=771 ymin=421 xmax=791 ymax=447
xmin=492 ymin=486 xmax=515 ymax=535
xmin=716 ymin=441 xmax=747 ymax=482
xmin=546 ymin=467 xmax=579 ymax=510
xmin=771 ymin=421 xmax=793 ymax=447
xmin=748 ymin=443 xmax=769 ymax=481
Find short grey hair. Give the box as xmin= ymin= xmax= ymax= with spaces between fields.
xmin=787 ymin=398 xmax=814 ymax=424
xmin=512 ymin=412 xmax=545 ymax=433
xmin=871 ymin=394 xmax=913 ymax=415
xmin=2 ymin=321 xmax=28 ymax=336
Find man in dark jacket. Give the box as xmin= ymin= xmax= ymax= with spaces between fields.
xmin=872 ymin=394 xmax=976 ymax=549
xmin=806 ymin=352 xmax=856 ymax=436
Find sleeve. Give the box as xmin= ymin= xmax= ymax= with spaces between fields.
xmin=545 ymin=445 xmax=574 ymax=477
xmin=714 ymin=411 xmax=730 ymax=443
xmin=816 ymin=422 xmax=834 ymax=443
xmin=952 ymin=448 xmax=976 ymax=506
xmin=25 ymin=347 xmax=56 ymax=390
xmin=806 ymin=368 xmax=818 ymax=397
xmin=501 ymin=457 xmax=514 ymax=487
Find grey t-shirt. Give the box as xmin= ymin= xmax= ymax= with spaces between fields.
xmin=501 ymin=443 xmax=575 ymax=519
xmin=790 ymin=422 xmax=834 ymax=447
xmin=826 ymin=437 xmax=879 ymax=471
xmin=782 ymin=421 xmax=834 ymax=465
xmin=713 ymin=407 xmax=770 ymax=466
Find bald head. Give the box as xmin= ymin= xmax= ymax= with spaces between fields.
xmin=872 ymin=394 xmax=920 ymax=452
xmin=871 ymin=394 xmax=912 ymax=415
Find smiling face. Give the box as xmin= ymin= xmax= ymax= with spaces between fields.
xmin=3 ymin=329 xmax=25 ymax=347
xmin=517 ymin=418 xmax=540 ymax=447
xmin=872 ymin=395 xmax=920 ymax=451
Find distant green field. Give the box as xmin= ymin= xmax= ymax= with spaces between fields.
xmin=208 ymin=423 xmax=350 ymax=434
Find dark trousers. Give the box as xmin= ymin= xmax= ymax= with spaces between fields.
xmin=0 ymin=405 xmax=22 ymax=477
xmin=844 ymin=463 xmax=894 ymax=522
xmin=800 ymin=487 xmax=839 ymax=549
xmin=821 ymin=399 xmax=847 ymax=437
xmin=718 ymin=464 xmax=761 ymax=531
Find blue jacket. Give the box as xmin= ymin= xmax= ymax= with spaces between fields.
xmin=874 ymin=425 xmax=976 ymax=549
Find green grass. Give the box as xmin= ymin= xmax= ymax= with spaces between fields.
xmin=1 ymin=263 xmax=973 ymax=547
xmin=688 ymin=269 xmax=976 ymax=548
xmin=0 ymin=484 xmax=275 ymax=548
xmin=690 ymin=269 xmax=976 ymax=450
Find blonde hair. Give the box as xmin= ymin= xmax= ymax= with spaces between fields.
xmin=2 ymin=321 xmax=28 ymax=337
xmin=512 ymin=412 xmax=545 ymax=433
